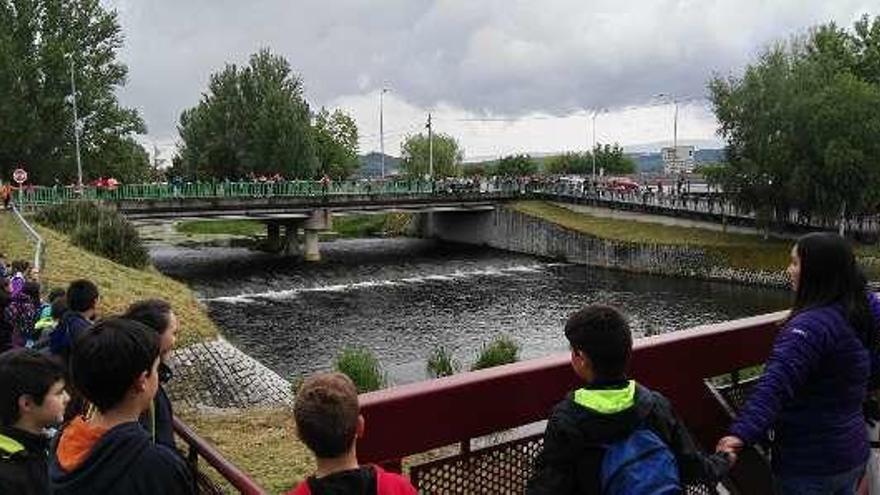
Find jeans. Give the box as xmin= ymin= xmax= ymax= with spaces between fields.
xmin=773 ymin=464 xmax=865 ymax=495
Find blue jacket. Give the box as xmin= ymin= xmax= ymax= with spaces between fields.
xmin=49 ymin=421 xmax=193 ymax=495
xmin=730 ymin=299 xmax=879 ymax=476
xmin=49 ymin=311 xmax=91 ymax=358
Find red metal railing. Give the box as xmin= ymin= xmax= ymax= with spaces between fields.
xmin=358 ymin=310 xmax=787 ymax=465
xmin=173 ymin=416 xmax=268 ymax=494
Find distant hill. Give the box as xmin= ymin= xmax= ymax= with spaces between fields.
xmin=628 ymin=148 xmax=726 ymax=172
xmin=358 ymin=152 xmax=401 ymax=178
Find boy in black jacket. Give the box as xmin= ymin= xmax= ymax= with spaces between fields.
xmin=49 ymin=318 xmax=193 ymax=494
xmin=527 ymin=305 xmax=732 ymax=494
xmin=0 ymin=348 xmax=69 ymax=495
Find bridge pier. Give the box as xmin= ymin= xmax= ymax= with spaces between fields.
xmin=303 ymin=209 xmax=332 ymax=262
xmin=266 ymin=222 xmax=284 ymax=253
xmin=283 ymin=222 xmax=301 ymax=256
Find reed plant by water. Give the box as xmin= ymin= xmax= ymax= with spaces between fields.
xmin=426 ymin=346 xmax=459 ymax=378
xmin=335 ymin=347 xmax=385 ymax=392
xmin=471 ymin=336 xmax=520 ymax=371
xmin=35 ymin=201 xmax=149 ymax=268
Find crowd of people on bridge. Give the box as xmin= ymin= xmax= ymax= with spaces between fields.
xmin=1 ymin=230 xmax=879 ymax=494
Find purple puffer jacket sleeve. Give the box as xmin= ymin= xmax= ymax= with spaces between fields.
xmin=729 ymin=320 xmax=827 ymax=444
xmin=869 ymin=293 xmax=880 ymax=385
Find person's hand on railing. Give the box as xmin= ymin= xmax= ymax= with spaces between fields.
xmin=716 ymin=435 xmax=744 ymax=467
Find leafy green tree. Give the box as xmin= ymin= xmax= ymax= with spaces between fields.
xmin=400 ymin=132 xmax=463 ymax=178
xmin=594 ymin=143 xmax=636 ymax=175
xmin=709 ymin=14 xmax=880 ymax=232
xmin=544 ymin=152 xmax=590 ymax=175
xmin=313 ymin=108 xmax=359 ymax=179
xmin=175 ymin=49 xmax=317 ymax=179
xmin=0 ymin=0 xmax=148 ymax=184
xmin=495 ymin=154 xmax=537 ymax=177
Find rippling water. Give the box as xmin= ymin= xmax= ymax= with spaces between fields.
xmin=150 ymin=238 xmax=790 ymax=384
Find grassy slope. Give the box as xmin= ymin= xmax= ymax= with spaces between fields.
xmin=177 ymin=407 xmax=314 ymax=494
xmin=511 ymin=201 xmax=791 ymax=272
xmin=0 ymin=213 xmax=216 ymax=346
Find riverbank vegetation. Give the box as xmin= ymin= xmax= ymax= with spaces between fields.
xmin=472 ymin=336 xmax=520 ymax=371
xmin=175 ymin=213 xmax=413 ymax=239
xmin=0 ymin=213 xmax=217 ymax=346
xmin=35 ymin=202 xmax=150 ymax=268
xmin=335 ymin=347 xmax=386 ymax=392
xmin=512 ymin=200 xmax=791 ymax=272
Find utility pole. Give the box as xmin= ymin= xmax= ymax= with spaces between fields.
xmin=427 ymin=113 xmax=433 ymax=178
xmin=69 ymin=57 xmax=84 ymax=194
xmin=591 ymin=111 xmax=598 ymax=181
xmin=380 ymin=87 xmax=389 ymax=178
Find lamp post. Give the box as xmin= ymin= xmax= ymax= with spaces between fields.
xmin=68 ymin=57 xmax=84 ymax=193
xmin=656 ymin=93 xmax=679 ymax=173
xmin=590 ymin=109 xmax=607 ymax=181
xmin=379 ymin=87 xmax=390 ymax=178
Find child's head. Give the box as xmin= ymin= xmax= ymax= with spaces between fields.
xmin=47 ymin=287 xmax=66 ymax=303
xmin=66 ymin=279 xmax=99 ymax=314
xmin=0 ymin=349 xmax=68 ymax=430
xmin=10 ymin=259 xmax=29 ymax=276
xmin=70 ymin=318 xmax=160 ymax=414
xmin=294 ymin=372 xmax=363 ymax=460
xmin=23 ymin=281 xmax=41 ymax=304
xmin=122 ymin=299 xmax=179 ymax=359
xmin=564 ymin=305 xmax=632 ymax=383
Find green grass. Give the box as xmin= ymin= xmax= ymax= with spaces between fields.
xmin=176 ymin=407 xmax=313 ymax=495
xmin=176 ymin=219 xmax=265 ymax=236
xmin=335 ymin=347 xmax=386 ymax=392
xmin=0 ymin=213 xmax=217 ymax=346
xmin=426 ymin=346 xmax=460 ymax=378
xmin=511 ymin=201 xmax=791 ymax=272
xmin=176 ymin=213 xmax=413 ymax=239
xmin=472 ymin=336 xmax=520 ymax=371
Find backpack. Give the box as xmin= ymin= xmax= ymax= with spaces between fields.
xmin=600 ymin=426 xmax=681 ymax=495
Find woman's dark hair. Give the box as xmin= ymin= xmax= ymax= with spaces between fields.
xmin=23 ymin=282 xmax=40 ymax=303
xmin=122 ymin=299 xmax=172 ymax=335
xmin=791 ymin=233 xmax=874 ymax=349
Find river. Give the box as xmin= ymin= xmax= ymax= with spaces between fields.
xmin=149 ymin=237 xmax=790 ymax=385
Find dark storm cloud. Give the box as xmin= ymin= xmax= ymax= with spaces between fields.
xmin=109 ymin=0 xmax=873 ymax=139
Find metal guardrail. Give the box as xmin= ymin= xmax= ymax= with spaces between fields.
xmin=9 ymin=203 xmax=45 ymax=271
xmin=173 ymin=416 xmax=268 ymax=495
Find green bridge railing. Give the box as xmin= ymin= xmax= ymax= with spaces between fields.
xmin=13 ymin=179 xmax=529 ymax=208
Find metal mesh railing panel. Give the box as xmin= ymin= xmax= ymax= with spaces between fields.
xmin=410 ymin=433 xmax=719 ymax=494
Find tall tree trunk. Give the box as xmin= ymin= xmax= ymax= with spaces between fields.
xmin=838 ymin=200 xmax=846 ymax=237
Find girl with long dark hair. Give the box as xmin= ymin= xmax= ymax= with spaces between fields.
xmin=717 ymin=232 xmax=878 ymax=494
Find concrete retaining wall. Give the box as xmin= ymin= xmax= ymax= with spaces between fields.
xmin=165 ymin=338 xmax=293 ymax=408
xmin=427 ymin=207 xmax=787 ymax=287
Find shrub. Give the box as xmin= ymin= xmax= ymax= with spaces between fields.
xmin=335 ymin=347 xmax=385 ymax=393
xmin=35 ymin=202 xmax=149 ymax=268
xmin=426 ymin=346 xmax=459 ymax=378
xmin=471 ymin=336 xmax=520 ymax=371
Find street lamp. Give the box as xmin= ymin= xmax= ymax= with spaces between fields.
xmin=67 ymin=55 xmax=84 ymax=193
xmin=590 ymin=108 xmax=607 ymax=181
xmin=379 ymin=86 xmax=390 ymax=178
xmin=656 ymin=93 xmax=679 ymax=173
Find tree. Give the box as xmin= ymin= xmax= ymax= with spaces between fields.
xmin=594 ymin=143 xmax=636 ymax=175
xmin=495 ymin=154 xmax=537 ymax=177
xmin=175 ymin=49 xmax=317 ymax=179
xmin=709 ymin=14 xmax=880 ymax=232
xmin=0 ymin=0 xmax=148 ymax=184
xmin=313 ymin=108 xmax=359 ymax=179
xmin=544 ymin=152 xmax=590 ymax=175
xmin=400 ymin=133 xmax=463 ymax=178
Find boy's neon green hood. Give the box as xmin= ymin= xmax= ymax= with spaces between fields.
xmin=0 ymin=433 xmax=25 ymax=456
xmin=573 ymin=380 xmax=636 ymax=414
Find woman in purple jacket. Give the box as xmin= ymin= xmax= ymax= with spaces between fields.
xmin=718 ymin=232 xmax=877 ymax=494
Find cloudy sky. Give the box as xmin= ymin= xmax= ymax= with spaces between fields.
xmin=108 ymin=0 xmax=876 ymax=160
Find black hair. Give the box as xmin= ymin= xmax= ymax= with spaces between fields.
xmin=791 ymin=233 xmax=874 ymax=349
xmin=23 ymin=281 xmax=40 ymax=303
xmin=10 ymin=260 xmax=29 ymax=275
xmin=51 ymin=298 xmax=68 ymax=320
xmin=0 ymin=349 xmax=65 ymax=425
xmin=122 ymin=299 xmax=173 ymax=335
xmin=66 ymin=279 xmax=99 ymax=313
xmin=47 ymin=288 xmax=66 ymax=303
xmin=70 ymin=318 xmax=159 ymax=412
xmin=564 ymin=305 xmax=632 ymax=380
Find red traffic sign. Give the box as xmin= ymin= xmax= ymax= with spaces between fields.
xmin=12 ymin=168 xmax=27 ymax=184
